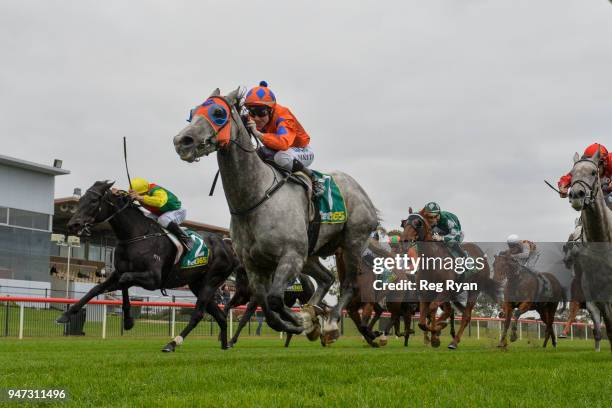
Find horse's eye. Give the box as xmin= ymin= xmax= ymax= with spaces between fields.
xmin=592 ymin=170 xmax=597 ymax=176
xmin=210 ymin=105 xmax=228 ymax=126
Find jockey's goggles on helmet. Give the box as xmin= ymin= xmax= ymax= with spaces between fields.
xmin=247 ymin=106 xmax=271 ymax=118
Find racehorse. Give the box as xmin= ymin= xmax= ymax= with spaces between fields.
xmin=493 ymin=252 xmax=564 ymax=348
xmin=566 ymin=150 xmax=612 ymax=352
xmin=173 ymin=88 xmax=379 ymax=344
xmin=58 ymin=181 xmax=240 ymax=352
xmin=225 ymin=268 xmax=315 ymax=347
xmin=401 ymin=210 xmax=500 ymax=349
xmin=559 ymin=234 xmax=603 ymax=351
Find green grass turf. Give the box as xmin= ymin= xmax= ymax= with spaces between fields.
xmin=0 ymin=336 xmax=611 ymax=408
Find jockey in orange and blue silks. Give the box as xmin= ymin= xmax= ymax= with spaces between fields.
xmin=244 ymin=81 xmax=323 ymax=196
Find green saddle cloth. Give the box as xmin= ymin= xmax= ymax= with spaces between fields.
xmin=179 ymin=229 xmax=210 ymax=269
xmin=312 ymin=170 xmax=348 ymax=224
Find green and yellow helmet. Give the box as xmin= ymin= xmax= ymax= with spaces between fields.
xmin=130 ymin=178 xmax=150 ymax=194
xmin=424 ymin=202 xmax=441 ymax=214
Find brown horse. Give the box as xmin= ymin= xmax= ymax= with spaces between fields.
xmin=493 ymin=252 xmax=565 ymax=348
xmin=401 ymin=209 xmax=500 ymax=349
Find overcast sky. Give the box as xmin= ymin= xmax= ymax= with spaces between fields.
xmin=1 ymin=0 xmax=611 ymax=242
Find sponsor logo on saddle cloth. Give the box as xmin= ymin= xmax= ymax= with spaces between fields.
xmin=286 ymin=279 xmax=303 ymax=292
xmin=312 ymin=170 xmax=348 ymax=224
xmin=179 ymin=230 xmax=209 ymax=269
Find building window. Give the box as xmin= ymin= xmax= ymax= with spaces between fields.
xmin=8 ymin=208 xmax=50 ymax=231
xmin=0 ymin=207 xmax=7 ymax=224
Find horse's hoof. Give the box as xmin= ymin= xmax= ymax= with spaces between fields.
xmin=228 ymin=341 xmax=235 ymax=348
xmin=161 ymin=341 xmax=176 ymax=352
xmin=56 ymin=314 xmax=70 ymax=324
xmin=431 ymin=338 xmax=441 ymax=348
xmin=510 ymin=333 xmax=518 ymax=342
xmin=448 ymin=343 xmax=457 ymax=350
xmin=123 ymin=318 xmax=135 ymax=331
xmin=558 ymin=334 xmax=567 ymax=339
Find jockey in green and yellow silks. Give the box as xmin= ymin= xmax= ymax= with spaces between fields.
xmin=244 ymin=81 xmax=324 ymax=196
xmin=129 ymin=178 xmax=193 ymax=251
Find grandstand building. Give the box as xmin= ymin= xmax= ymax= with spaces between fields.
xmin=0 ymin=154 xmax=69 ymax=282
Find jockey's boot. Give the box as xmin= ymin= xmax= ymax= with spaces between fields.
xmin=292 ymin=159 xmax=324 ymax=197
xmin=167 ymin=222 xmax=194 ymax=252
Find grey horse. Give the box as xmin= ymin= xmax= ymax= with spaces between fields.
xmin=567 ymin=150 xmax=612 ymax=351
xmin=173 ymin=88 xmax=378 ymax=343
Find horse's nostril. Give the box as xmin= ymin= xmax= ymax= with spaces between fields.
xmin=181 ymin=136 xmax=194 ymax=147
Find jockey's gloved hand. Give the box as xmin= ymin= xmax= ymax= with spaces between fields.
xmin=246 ymin=119 xmax=263 ymax=140
xmin=559 ymin=185 xmax=569 ymax=198
xmin=432 ymin=233 xmax=444 ymax=242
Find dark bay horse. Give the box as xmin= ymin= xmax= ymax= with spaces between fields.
xmin=58 ymin=181 xmax=240 ymax=351
xmin=493 ymin=252 xmax=564 ymax=348
xmin=401 ymin=210 xmax=500 ymax=349
xmin=225 ymin=268 xmax=315 ymax=347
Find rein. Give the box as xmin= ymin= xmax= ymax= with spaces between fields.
xmin=201 ymin=95 xmax=290 ymax=216
xmin=85 ymin=189 xmax=167 ymax=246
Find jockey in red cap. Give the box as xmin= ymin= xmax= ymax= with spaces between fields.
xmin=244 ymin=81 xmax=323 ymax=196
xmin=558 ymin=143 xmax=612 ymax=198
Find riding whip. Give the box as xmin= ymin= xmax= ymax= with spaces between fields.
xmin=123 ymin=137 xmax=132 ymax=188
xmin=209 ymin=169 xmax=220 ymax=196
xmin=544 ymin=180 xmax=561 ymax=194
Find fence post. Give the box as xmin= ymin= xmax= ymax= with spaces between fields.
xmin=499 ymin=320 xmax=502 ymax=339
xmin=476 ymin=319 xmax=480 ymax=340
xmin=519 ymin=320 xmax=522 ymax=340
xmin=570 ymin=323 xmax=573 ymax=340
xmin=4 ymin=301 xmax=8 ymax=337
xmin=102 ymin=304 xmax=107 ymax=339
xmin=171 ymin=307 xmax=176 ymax=338
xmin=537 ymin=322 xmax=541 ymax=339
xmin=340 ymin=312 xmax=344 ymax=335
xmin=229 ymin=308 xmax=233 ymax=339
xmin=585 ymin=324 xmax=588 ymax=340
xmin=18 ymin=303 xmax=24 ymax=340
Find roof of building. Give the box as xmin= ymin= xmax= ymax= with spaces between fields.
xmin=0 ymin=154 xmax=70 ymax=176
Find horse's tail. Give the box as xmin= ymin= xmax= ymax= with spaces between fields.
xmin=480 ymin=276 xmax=503 ymax=303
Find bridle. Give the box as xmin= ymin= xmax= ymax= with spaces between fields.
xmin=570 ymin=159 xmax=601 ymax=208
xmin=192 ymin=95 xmax=291 ymax=217
xmin=78 ymin=188 xmax=132 ymax=236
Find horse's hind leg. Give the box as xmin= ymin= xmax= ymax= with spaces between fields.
xmin=57 ymin=271 xmax=121 ymax=323
xmin=560 ymin=301 xmax=581 ymax=338
xmin=595 ymin=302 xmax=612 ymax=353
xmin=205 ymin=300 xmax=228 ymax=349
xmin=586 ymin=302 xmax=602 ymax=352
xmin=284 ymin=333 xmax=293 ymax=347
xmin=497 ymin=303 xmax=513 ymax=348
xmin=229 ymin=300 xmax=257 ymax=347
xmin=301 ymin=256 xmax=334 ymax=307
xmin=121 ymin=288 xmax=135 ymax=331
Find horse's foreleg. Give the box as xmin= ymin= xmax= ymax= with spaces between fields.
xmin=595 ymin=302 xmax=612 ymax=353
xmin=448 ymin=300 xmax=475 ymax=350
xmin=586 ymin=302 xmax=602 ymax=352
xmin=267 ymin=251 xmax=304 ymax=328
xmin=57 ymin=271 xmax=121 ymax=324
xmin=118 ymin=270 xmax=161 ymax=291
xmin=367 ymin=303 xmax=384 ymax=333
xmin=511 ymin=302 xmax=530 ymax=342
xmin=497 ymin=303 xmax=514 ymax=348
xmin=229 ymin=300 xmax=258 ymax=347
xmin=418 ymin=302 xmax=429 ymax=332
xmin=121 ymin=288 xmax=134 ymax=331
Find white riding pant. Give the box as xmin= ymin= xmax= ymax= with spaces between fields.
xmin=260 ymin=145 xmax=315 ymax=171
xmin=145 ymin=208 xmax=187 ymax=228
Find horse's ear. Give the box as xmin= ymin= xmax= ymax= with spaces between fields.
xmin=408 ymin=207 xmax=413 ymax=214
xmin=210 ymin=88 xmax=221 ymax=97
xmin=226 ymin=87 xmax=241 ymax=105
xmin=592 ymin=148 xmax=601 ymax=163
xmin=104 ymin=180 xmax=115 ymax=189
xmin=573 ymin=152 xmax=580 ymax=164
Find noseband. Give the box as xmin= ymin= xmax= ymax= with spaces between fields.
xmin=570 ymin=159 xmax=601 ymax=208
